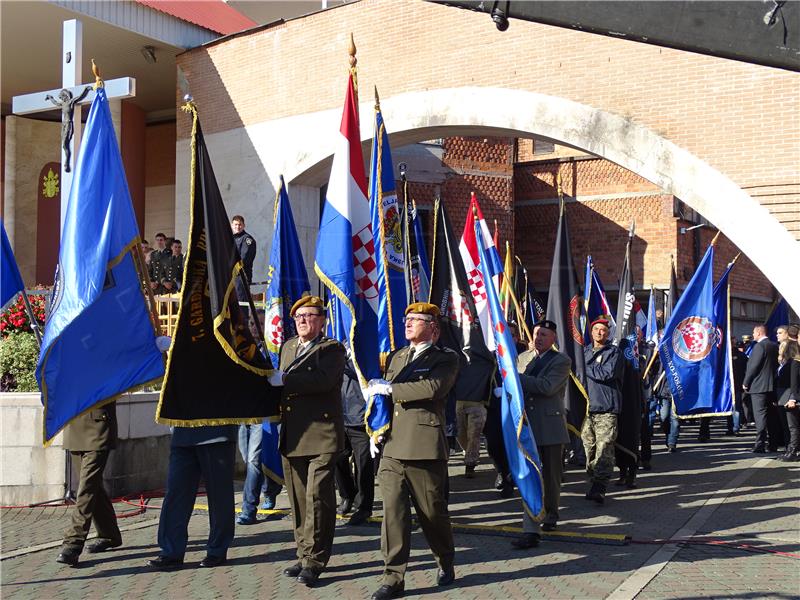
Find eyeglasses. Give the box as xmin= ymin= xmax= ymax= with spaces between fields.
xmin=294 ymin=312 xmax=322 ymax=321
xmin=403 ymin=316 xmax=433 ymax=324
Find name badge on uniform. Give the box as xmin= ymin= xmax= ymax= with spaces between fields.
xmin=413 ymin=368 xmax=431 ymax=374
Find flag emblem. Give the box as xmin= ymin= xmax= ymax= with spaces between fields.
xmin=568 ymin=294 xmax=584 ymax=343
xmin=266 ymin=301 xmax=284 ymax=348
xmin=381 ymin=201 xmax=404 ymax=268
xmin=672 ymin=316 xmax=717 ymax=361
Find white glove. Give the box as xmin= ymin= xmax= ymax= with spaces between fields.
xmin=155 ymin=336 xmax=172 ymax=353
xmin=367 ymin=383 xmax=392 ymax=397
xmin=369 ymin=435 xmax=384 ymax=458
xmin=268 ymin=370 xmax=285 ymax=387
xmin=493 ymin=386 xmax=503 ymax=398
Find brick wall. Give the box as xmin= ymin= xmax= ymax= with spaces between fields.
xmin=175 ymin=0 xmax=798 ymax=237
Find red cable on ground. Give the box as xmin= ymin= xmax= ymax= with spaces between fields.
xmin=630 ymin=537 xmax=800 ymax=559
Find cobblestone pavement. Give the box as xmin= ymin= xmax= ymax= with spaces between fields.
xmin=2 ymin=421 xmax=798 ymax=599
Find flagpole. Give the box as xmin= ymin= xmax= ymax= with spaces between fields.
xmin=20 ymin=290 xmax=42 ymax=347
xmin=131 ymin=241 xmax=163 ymax=336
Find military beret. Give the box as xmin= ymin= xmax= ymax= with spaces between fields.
xmin=590 ymin=317 xmax=611 ymax=329
xmin=290 ymin=295 xmax=325 ymax=317
xmin=534 ymin=319 xmax=557 ymax=332
xmin=405 ymin=302 xmax=440 ymax=318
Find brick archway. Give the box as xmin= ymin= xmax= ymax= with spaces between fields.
xmin=263 ymin=86 xmax=796 ymax=309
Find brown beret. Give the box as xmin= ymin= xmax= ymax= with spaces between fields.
xmin=590 ymin=317 xmax=610 ymax=329
xmin=289 ymin=295 xmax=324 ymax=317
xmin=405 ymin=302 xmax=440 ymax=318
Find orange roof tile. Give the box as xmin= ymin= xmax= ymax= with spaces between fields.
xmin=134 ymin=0 xmax=257 ymax=35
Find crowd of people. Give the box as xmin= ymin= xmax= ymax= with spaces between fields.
xmin=53 ymin=214 xmax=800 ymax=600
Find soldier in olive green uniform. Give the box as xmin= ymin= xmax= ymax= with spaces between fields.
xmin=268 ymin=296 xmax=346 ymax=587
xmin=367 ymin=302 xmax=460 ymax=600
xmin=56 ymin=402 xmax=122 ymax=566
xmin=160 ymin=239 xmax=184 ymax=293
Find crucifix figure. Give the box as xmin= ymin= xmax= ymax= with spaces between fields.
xmin=45 ymin=86 xmax=91 ymax=172
xmin=11 ymin=19 xmax=135 ymax=228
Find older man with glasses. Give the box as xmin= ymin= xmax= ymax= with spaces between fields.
xmin=267 ymin=296 xmax=345 ymax=587
xmin=367 ymin=302 xmax=460 ymax=600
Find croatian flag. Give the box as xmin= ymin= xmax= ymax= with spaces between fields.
xmin=459 ymin=193 xmax=503 ymax=351
xmin=475 ymin=218 xmax=544 ymax=519
xmin=315 ymin=71 xmax=381 ymax=393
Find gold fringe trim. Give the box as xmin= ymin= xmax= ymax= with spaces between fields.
xmin=155 ymin=416 xmax=267 ymax=427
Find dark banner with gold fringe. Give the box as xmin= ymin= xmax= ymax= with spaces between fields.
xmin=156 ymin=104 xmax=278 ymax=426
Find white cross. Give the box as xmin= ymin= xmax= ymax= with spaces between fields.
xmin=10 ymin=19 xmax=136 ymax=227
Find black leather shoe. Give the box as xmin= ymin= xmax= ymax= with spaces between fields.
xmin=337 ymin=497 xmax=353 ymax=515
xmin=371 ymin=582 xmax=405 ymax=599
xmin=86 ymin=539 xmax=122 ymax=554
xmin=346 ymin=511 xmax=370 ymax=526
xmin=199 ymin=555 xmax=226 ymax=568
xmin=56 ymin=548 xmax=80 ymax=567
xmin=499 ymin=483 xmax=515 ymax=499
xmin=541 ymin=522 xmax=557 ymax=532
xmin=297 ymin=567 xmax=321 ymax=586
xmin=465 ymin=464 xmax=476 ymax=479
xmin=147 ymin=556 xmax=184 ymax=571
xmin=752 ymin=446 xmax=766 ymax=454
xmin=625 ymin=472 xmax=637 ymax=489
xmin=511 ymin=533 xmax=540 ymax=549
xmin=437 ymin=567 xmax=455 ymax=586
xmin=283 ymin=562 xmax=303 ymax=577
xmin=585 ymin=483 xmax=606 ymax=504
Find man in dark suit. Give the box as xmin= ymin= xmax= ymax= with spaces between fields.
xmin=743 ymin=324 xmax=781 ymax=452
xmin=367 ymin=302 xmax=460 ymax=600
xmin=56 ymin=403 xmax=122 ymax=566
xmin=511 ymin=320 xmax=571 ymax=549
xmin=268 ymin=295 xmax=346 ymax=587
xmin=147 ymin=424 xmax=237 ymax=570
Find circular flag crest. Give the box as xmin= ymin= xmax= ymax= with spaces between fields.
xmin=568 ymin=294 xmax=584 ymax=344
xmin=265 ymin=303 xmax=284 ymax=351
xmin=672 ymin=316 xmax=717 ymax=362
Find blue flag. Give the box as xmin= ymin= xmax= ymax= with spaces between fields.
xmin=475 ymin=219 xmax=544 ymax=519
xmin=261 ymin=175 xmax=310 ymax=485
xmin=658 ymin=242 xmax=730 ymax=417
xmin=1 ymin=219 xmax=24 ymax=310
xmin=408 ymin=201 xmax=431 ymax=302
xmin=765 ymin=298 xmax=789 ymax=342
xmin=265 ymin=175 xmax=311 ymax=367
xmin=707 ymin=260 xmax=736 ymax=417
xmin=36 ymin=87 xmax=165 ymax=444
xmin=315 ymin=71 xmax=384 ymax=434
xmin=645 ymin=286 xmax=658 ymax=345
xmin=368 ymin=99 xmax=407 ymax=436
xmin=583 ymin=255 xmax=616 ymax=344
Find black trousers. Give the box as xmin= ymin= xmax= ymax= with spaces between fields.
xmin=484 ymin=398 xmax=510 ymax=480
xmin=334 ymin=426 xmax=376 ymax=515
xmin=785 ymin=407 xmax=800 ymax=453
xmin=640 ymin=412 xmax=652 ymax=462
xmin=751 ymin=392 xmax=781 ymax=450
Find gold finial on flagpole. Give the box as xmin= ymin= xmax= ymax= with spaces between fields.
xmin=91 ymin=59 xmax=104 ymax=89
xmin=348 ymin=33 xmax=358 ymax=96
xmin=710 ymin=230 xmax=722 ymax=246
xmin=374 ymin=85 xmax=380 ymax=110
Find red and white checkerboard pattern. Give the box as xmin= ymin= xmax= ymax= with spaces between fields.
xmin=268 ymin=314 xmax=283 ymax=347
xmin=681 ymin=321 xmax=707 ymax=354
xmin=467 ymin=268 xmax=487 ymax=304
xmin=447 ymin=290 xmax=474 ymax=324
xmin=352 ymin=226 xmax=379 ymax=300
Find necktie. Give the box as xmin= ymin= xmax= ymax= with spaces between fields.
xmin=406 ymin=348 xmax=416 ymax=366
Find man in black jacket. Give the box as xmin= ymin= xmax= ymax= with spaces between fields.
xmin=743 ymin=324 xmax=781 ymax=452
xmin=334 ymin=358 xmax=375 ymax=526
xmin=231 ymin=215 xmax=257 ymax=320
xmin=581 ymin=319 xmax=623 ymax=504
